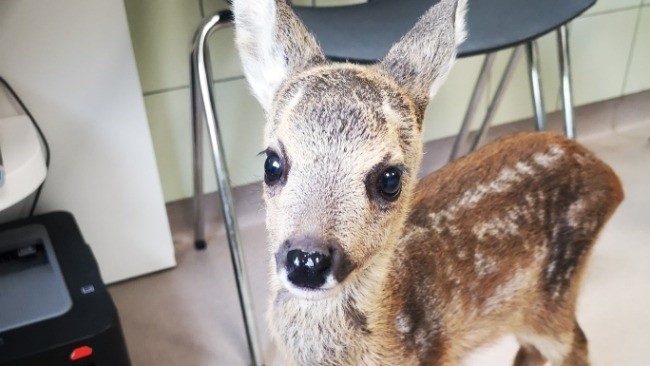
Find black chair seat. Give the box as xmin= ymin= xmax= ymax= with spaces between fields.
xmin=293 ymin=0 xmax=595 ymax=62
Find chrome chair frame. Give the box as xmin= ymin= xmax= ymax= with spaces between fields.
xmin=190 ymin=10 xmax=264 ymax=366
xmin=450 ymin=25 xmax=576 ymax=161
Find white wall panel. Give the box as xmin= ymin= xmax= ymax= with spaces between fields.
xmin=0 ymin=0 xmax=176 ymax=283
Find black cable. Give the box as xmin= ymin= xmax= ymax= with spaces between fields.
xmin=0 ymin=76 xmax=51 ymax=217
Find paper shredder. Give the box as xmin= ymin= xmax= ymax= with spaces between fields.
xmin=0 ymin=211 xmax=130 ymax=366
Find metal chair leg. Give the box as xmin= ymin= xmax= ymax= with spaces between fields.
xmin=191 ymin=10 xmax=265 ymax=366
xmin=470 ymin=45 xmax=524 ymax=151
xmin=526 ymin=41 xmax=546 ymax=131
xmin=192 ymin=50 xmax=207 ymax=251
xmin=557 ymin=25 xmax=576 ymax=139
xmin=449 ymin=53 xmax=496 ymax=161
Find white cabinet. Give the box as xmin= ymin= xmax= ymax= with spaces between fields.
xmin=0 ymin=0 xmax=176 ymax=283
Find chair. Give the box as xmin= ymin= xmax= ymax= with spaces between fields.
xmin=189 ymin=10 xmax=268 ymax=366
xmin=189 ymin=1 xmax=595 ymax=364
xmin=293 ymin=0 xmax=595 ymax=158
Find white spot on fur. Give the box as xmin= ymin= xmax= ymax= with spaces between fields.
xmin=586 ymin=220 xmax=597 ymax=232
xmin=399 ymin=226 xmax=429 ymax=246
xmin=429 ymin=159 xmax=539 ymax=231
xmin=473 ymin=218 xmax=516 ymax=240
xmin=515 ymin=161 xmax=535 ymax=175
xmin=573 ymin=152 xmax=588 ymax=166
xmin=285 ymin=86 xmax=304 ymax=112
xmin=534 ymin=245 xmax=547 ymax=264
xmin=395 ymin=312 xmax=412 ymax=335
xmin=567 ymin=198 xmax=587 ymax=227
xmin=482 ymin=269 xmax=530 ymax=315
xmin=472 ymin=207 xmax=523 ymax=240
xmin=564 ymin=270 xmax=574 ymax=280
xmin=496 ymin=167 xmax=522 ymax=185
xmin=546 ymin=260 xmax=557 ymax=281
xmin=414 ymin=327 xmax=429 ymax=355
xmin=429 ymin=211 xmax=456 ymax=234
xmin=532 ymin=145 xmax=564 ymax=168
xmin=474 ymin=252 xmax=498 ymax=277
xmin=382 ymin=100 xmax=402 ymax=126
xmin=525 ymin=193 xmax=536 ymax=207
xmin=472 ymin=222 xmax=488 ymax=240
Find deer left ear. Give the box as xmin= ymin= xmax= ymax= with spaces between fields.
xmin=233 ymin=0 xmax=326 ymax=113
xmin=378 ymin=0 xmax=467 ymax=113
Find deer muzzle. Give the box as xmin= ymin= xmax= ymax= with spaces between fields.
xmin=275 ymin=236 xmax=354 ymax=291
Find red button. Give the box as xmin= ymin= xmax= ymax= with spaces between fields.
xmin=70 ymin=346 xmax=93 ymax=361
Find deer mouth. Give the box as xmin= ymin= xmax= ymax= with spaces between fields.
xmin=278 ymin=267 xmax=340 ymax=300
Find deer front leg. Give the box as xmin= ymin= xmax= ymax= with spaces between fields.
xmin=515 ymin=319 xmax=589 ymax=366
xmin=513 ymin=344 xmax=546 ymax=366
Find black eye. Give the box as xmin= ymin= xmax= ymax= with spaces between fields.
xmin=378 ymin=167 xmax=402 ymax=200
xmin=264 ymin=152 xmax=283 ymax=185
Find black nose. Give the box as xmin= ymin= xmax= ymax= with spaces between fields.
xmin=286 ymin=248 xmax=332 ymax=289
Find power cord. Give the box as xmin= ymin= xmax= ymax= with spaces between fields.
xmin=0 ymin=76 xmax=51 ymax=217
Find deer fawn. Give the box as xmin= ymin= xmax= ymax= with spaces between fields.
xmin=233 ymin=0 xmax=624 ymax=364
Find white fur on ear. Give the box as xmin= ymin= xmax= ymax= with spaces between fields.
xmin=454 ymin=0 xmax=469 ymax=48
xmin=233 ymin=0 xmax=325 ymax=112
xmin=234 ymin=0 xmax=286 ymax=111
xmin=428 ymin=0 xmax=468 ymax=99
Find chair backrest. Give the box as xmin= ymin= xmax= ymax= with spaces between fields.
xmin=291 ymin=0 xmax=595 ymax=62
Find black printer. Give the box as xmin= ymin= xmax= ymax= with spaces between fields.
xmin=0 ymin=212 xmax=130 ymax=366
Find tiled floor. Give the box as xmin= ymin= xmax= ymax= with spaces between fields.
xmin=109 ymin=96 xmax=650 ymax=366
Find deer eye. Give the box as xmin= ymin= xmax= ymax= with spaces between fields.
xmin=264 ymin=152 xmax=284 ymax=185
xmin=378 ymin=167 xmax=402 ymax=201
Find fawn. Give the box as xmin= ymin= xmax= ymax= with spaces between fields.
xmin=233 ymin=0 xmax=624 ymax=364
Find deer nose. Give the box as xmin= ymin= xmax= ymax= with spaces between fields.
xmin=276 ymin=236 xmax=355 ymax=290
xmin=286 ymin=248 xmax=332 ymax=289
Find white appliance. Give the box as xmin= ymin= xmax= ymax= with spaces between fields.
xmin=0 ymin=1 xmax=176 ymax=283
xmin=0 ymin=114 xmax=46 ymax=224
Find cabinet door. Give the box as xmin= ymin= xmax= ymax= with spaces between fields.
xmin=0 ymin=0 xmax=176 ymax=283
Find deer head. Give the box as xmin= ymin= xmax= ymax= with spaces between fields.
xmin=234 ymin=0 xmax=467 ymax=299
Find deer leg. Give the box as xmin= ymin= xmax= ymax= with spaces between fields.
xmin=513 ymin=343 xmax=546 ymax=366
xmin=516 ymin=318 xmax=589 ymax=366
xmin=559 ymin=321 xmax=589 ymax=366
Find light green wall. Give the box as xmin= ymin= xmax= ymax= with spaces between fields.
xmin=124 ymin=0 xmax=650 ymax=202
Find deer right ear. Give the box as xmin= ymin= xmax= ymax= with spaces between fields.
xmin=233 ymin=0 xmax=326 ymax=112
xmin=379 ymin=0 xmax=467 ymax=113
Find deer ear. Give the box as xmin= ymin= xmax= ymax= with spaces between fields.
xmin=379 ymin=0 xmax=467 ymax=112
xmin=233 ymin=0 xmax=326 ymax=112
